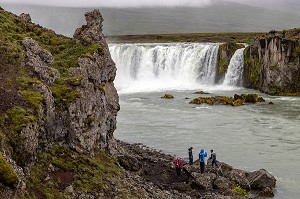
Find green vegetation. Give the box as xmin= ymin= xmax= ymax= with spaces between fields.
xmin=190 ymin=94 xmax=265 ymax=106
xmin=233 ymin=184 xmax=248 ymax=196
xmin=84 ymin=115 xmax=95 ymax=125
xmin=161 ymin=94 xmax=174 ymax=99
xmin=0 ymin=152 xmax=19 ymax=187
xmin=7 ymin=107 xmax=36 ymax=133
xmin=25 ymin=145 xmax=121 ymax=198
xmin=107 ymin=32 xmax=264 ymax=44
xmin=243 ymin=47 xmax=262 ymax=90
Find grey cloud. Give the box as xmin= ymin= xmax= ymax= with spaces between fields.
xmin=0 ymin=0 xmax=213 ymax=7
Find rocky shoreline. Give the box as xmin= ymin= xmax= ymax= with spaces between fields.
xmin=115 ymin=140 xmax=276 ymax=199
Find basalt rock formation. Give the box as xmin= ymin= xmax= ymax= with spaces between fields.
xmin=243 ymin=36 xmax=300 ymax=95
xmin=0 ymin=8 xmax=119 ymax=197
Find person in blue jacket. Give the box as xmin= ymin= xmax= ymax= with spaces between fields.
xmin=199 ymin=149 xmax=207 ymax=174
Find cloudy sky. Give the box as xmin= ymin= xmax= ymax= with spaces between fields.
xmin=0 ymin=0 xmax=296 ymax=8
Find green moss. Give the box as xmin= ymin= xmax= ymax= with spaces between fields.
xmin=50 ymin=79 xmax=81 ymax=108
xmin=84 ymin=116 xmax=95 ymax=126
xmin=233 ymin=185 xmax=248 ymax=196
xmin=16 ymin=77 xmax=41 ymax=90
xmin=20 ymin=91 xmax=44 ymax=110
xmin=7 ymin=107 xmax=36 ymax=133
xmin=243 ymin=47 xmax=262 ymax=90
xmin=26 ymin=145 xmax=121 ymax=198
xmin=98 ymin=84 xmax=105 ymax=94
xmin=161 ymin=94 xmax=174 ymax=99
xmin=0 ymin=152 xmax=19 ymax=187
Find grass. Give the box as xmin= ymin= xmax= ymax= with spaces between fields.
xmin=26 ymin=145 xmax=122 ymax=198
xmin=106 ymin=32 xmax=264 ymax=44
xmin=0 ymin=152 xmax=19 ymax=187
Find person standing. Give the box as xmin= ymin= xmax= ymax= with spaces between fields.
xmin=210 ymin=149 xmax=218 ymax=168
xmin=173 ymin=157 xmax=183 ymax=176
xmin=188 ymin=147 xmax=193 ymax=166
xmin=199 ymin=149 xmax=207 ymax=174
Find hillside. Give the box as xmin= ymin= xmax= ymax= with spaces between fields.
xmin=2 ymin=1 xmax=300 ymax=37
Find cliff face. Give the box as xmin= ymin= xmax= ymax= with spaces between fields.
xmin=243 ymin=36 xmax=300 ymax=95
xmin=0 ymin=8 xmax=119 ymax=190
xmin=216 ymin=42 xmax=244 ymax=83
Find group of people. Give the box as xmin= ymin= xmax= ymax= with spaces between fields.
xmin=173 ymin=147 xmax=218 ymax=176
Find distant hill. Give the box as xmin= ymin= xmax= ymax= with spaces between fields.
xmin=2 ymin=1 xmax=300 ymax=36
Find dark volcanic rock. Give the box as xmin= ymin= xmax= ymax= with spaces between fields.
xmin=247 ymin=169 xmax=276 ymax=190
xmin=19 ymin=13 xmax=31 ymax=22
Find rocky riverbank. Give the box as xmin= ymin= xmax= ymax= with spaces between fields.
xmin=114 ymin=140 xmax=276 ymax=199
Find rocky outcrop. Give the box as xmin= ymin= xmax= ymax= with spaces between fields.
xmin=23 ymin=38 xmax=60 ymax=85
xmin=243 ymin=36 xmax=300 ymax=95
xmin=19 ymin=13 xmax=31 ymax=22
xmin=190 ymin=94 xmax=266 ymax=106
xmin=216 ymin=42 xmax=244 ymax=83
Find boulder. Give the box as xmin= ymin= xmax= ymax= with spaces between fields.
xmin=247 ymin=169 xmax=276 ymax=190
xmin=19 ymin=13 xmax=31 ymax=22
xmin=227 ymin=170 xmax=250 ymax=190
xmin=191 ymin=172 xmax=217 ymax=190
xmin=214 ymin=177 xmax=232 ymax=190
xmin=259 ymin=187 xmax=275 ymax=197
xmin=194 ymin=91 xmax=210 ymax=94
xmin=161 ymin=94 xmax=174 ymax=99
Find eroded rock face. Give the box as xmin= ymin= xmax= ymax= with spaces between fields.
xmin=20 ymin=9 xmax=119 ymax=156
xmin=22 ymin=38 xmax=60 ymax=85
xmin=243 ymin=36 xmax=300 ymax=94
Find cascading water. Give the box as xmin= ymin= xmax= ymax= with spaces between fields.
xmin=109 ymin=43 xmax=219 ymax=93
xmin=222 ymin=48 xmax=245 ymax=87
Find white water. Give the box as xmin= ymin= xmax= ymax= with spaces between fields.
xmin=109 ymin=43 xmax=300 ymax=198
xmin=109 ymin=43 xmax=220 ymax=93
xmin=223 ymin=48 xmax=245 ymax=86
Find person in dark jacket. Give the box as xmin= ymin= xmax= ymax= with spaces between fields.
xmin=188 ymin=147 xmax=193 ymax=166
xmin=198 ymin=149 xmax=207 ymax=174
xmin=210 ymin=149 xmax=218 ymax=168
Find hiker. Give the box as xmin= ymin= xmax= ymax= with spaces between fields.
xmin=173 ymin=157 xmax=183 ymax=176
xmin=188 ymin=147 xmax=193 ymax=165
xmin=198 ymin=149 xmax=207 ymax=174
xmin=282 ymin=30 xmax=286 ymax=38
xmin=210 ymin=149 xmax=218 ymax=168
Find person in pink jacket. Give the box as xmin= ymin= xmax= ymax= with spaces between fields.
xmin=173 ymin=157 xmax=183 ymax=176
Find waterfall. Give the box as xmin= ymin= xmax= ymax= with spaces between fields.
xmin=222 ymin=48 xmax=245 ymax=87
xmin=109 ymin=43 xmax=219 ymax=93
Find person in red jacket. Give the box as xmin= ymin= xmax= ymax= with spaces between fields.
xmin=173 ymin=157 xmax=183 ymax=176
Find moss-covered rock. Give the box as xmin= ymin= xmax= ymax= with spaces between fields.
xmin=193 ymin=91 xmax=210 ymax=94
xmin=161 ymin=94 xmax=174 ymax=99
xmin=190 ymin=94 xmax=265 ymax=106
xmin=0 ymin=153 xmax=19 ymax=187
xmin=25 ymin=145 xmax=121 ymax=198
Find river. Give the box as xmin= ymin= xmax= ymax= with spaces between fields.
xmin=109 ymin=42 xmax=300 ymax=199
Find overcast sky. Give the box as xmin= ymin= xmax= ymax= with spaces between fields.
xmin=0 ymin=0 xmax=298 ymax=10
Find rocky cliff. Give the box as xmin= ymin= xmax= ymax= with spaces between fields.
xmin=0 ymin=8 xmax=120 ymax=197
xmin=243 ymin=36 xmax=300 ymax=95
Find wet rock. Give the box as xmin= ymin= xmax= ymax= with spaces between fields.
xmin=194 ymin=91 xmax=210 ymax=94
xmin=259 ymin=187 xmax=274 ymax=197
xmin=161 ymin=94 xmax=174 ymax=99
xmin=226 ymin=170 xmax=250 ymax=190
xmin=247 ymin=169 xmax=276 ymax=190
xmin=269 ymin=102 xmax=274 ymax=105
xmin=214 ymin=177 xmax=232 ymax=190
